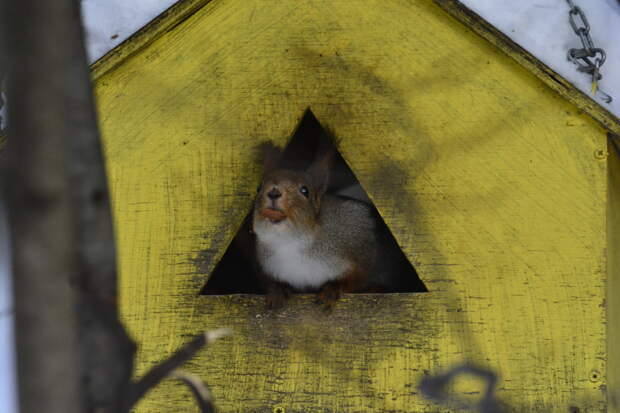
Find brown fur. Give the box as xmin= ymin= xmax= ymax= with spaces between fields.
xmin=253 ymin=144 xmax=377 ymax=310
xmin=316 ymin=266 xmax=368 ymax=309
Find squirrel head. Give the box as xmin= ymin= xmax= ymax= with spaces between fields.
xmin=253 ymin=144 xmax=333 ymax=236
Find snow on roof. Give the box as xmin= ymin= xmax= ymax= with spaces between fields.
xmin=1 ymin=3 xmax=619 ymax=410
xmin=82 ymin=0 xmax=178 ymax=63
xmin=460 ymin=0 xmax=620 ymax=119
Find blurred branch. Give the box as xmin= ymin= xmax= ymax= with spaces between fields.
xmin=120 ymin=329 xmax=231 ymax=412
xmin=1 ymin=0 xmax=89 ymax=412
xmin=0 ymin=1 xmax=227 ymax=412
xmin=172 ymin=371 xmax=217 ymax=413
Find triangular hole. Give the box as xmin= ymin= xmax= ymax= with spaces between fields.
xmin=200 ymin=109 xmax=427 ymax=295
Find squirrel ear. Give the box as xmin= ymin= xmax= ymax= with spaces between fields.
xmin=257 ymin=142 xmax=282 ymax=174
xmin=307 ymin=149 xmax=333 ymax=199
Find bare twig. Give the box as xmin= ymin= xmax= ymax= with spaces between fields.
xmin=120 ymin=329 xmax=231 ymax=412
xmin=172 ymin=371 xmax=217 ymax=413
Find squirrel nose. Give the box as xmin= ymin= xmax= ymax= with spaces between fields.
xmin=267 ymin=188 xmax=282 ymax=200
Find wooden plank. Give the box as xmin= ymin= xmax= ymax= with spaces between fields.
xmin=608 ymin=133 xmax=620 ymax=413
xmin=94 ymin=0 xmax=609 ymax=411
xmin=90 ymin=0 xmax=214 ymax=81
xmin=134 ymin=293 xmax=483 ymax=412
xmin=434 ymin=0 xmax=620 ymax=136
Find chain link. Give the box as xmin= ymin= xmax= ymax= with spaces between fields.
xmin=565 ymin=0 xmax=612 ymax=103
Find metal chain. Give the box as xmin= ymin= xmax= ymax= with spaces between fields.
xmin=565 ymin=0 xmax=612 ymax=103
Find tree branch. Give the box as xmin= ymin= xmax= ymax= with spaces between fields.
xmin=120 ymin=328 xmax=231 ymax=412
xmin=1 ymin=1 xmax=228 ymax=412
xmin=1 ymin=1 xmax=85 ymax=412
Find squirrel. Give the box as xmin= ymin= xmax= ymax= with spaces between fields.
xmin=252 ymin=144 xmax=382 ymax=309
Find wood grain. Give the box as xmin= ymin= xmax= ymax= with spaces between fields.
xmin=434 ymin=0 xmax=620 ymax=136
xmin=608 ymin=134 xmax=620 ymax=413
xmin=90 ymin=0 xmax=214 ymax=81
xmin=94 ymin=0 xmax=609 ymax=411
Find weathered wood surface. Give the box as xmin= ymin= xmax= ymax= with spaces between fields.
xmin=90 ymin=0 xmax=214 ymax=80
xmin=608 ymin=134 xmax=620 ymax=413
xmin=434 ymin=0 xmax=620 ymax=136
xmin=94 ymin=0 xmax=609 ymax=411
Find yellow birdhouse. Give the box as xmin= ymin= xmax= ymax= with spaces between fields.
xmin=92 ymin=0 xmax=620 ymax=411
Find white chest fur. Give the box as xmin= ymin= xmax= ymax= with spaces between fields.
xmin=256 ymin=231 xmax=350 ymax=290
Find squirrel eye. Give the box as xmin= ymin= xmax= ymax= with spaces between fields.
xmin=299 ymin=186 xmax=309 ymax=198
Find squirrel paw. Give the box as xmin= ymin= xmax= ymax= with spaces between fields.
xmin=316 ymin=283 xmax=342 ymax=309
xmin=265 ymin=284 xmax=292 ymax=310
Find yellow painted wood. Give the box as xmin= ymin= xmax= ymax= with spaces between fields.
xmin=90 ymin=0 xmax=214 ymax=80
xmin=608 ymin=134 xmax=620 ymax=412
xmin=434 ymin=0 xmax=620 ymax=136
xmin=94 ymin=0 xmax=609 ymax=411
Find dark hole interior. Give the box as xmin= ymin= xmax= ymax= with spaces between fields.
xmin=200 ymin=109 xmax=427 ymax=295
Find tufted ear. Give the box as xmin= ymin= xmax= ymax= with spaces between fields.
xmin=307 ymin=149 xmax=333 ymax=201
xmin=257 ymin=141 xmax=282 ymax=175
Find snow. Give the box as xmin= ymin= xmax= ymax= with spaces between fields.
xmin=3 ymin=0 xmax=620 ymax=128
xmin=0 ymin=203 xmax=18 ymax=413
xmin=0 ymin=1 xmax=178 ymax=129
xmin=81 ymin=0 xmax=178 ymax=63
xmin=0 ymin=2 xmax=619 ymax=412
xmin=459 ymin=0 xmax=620 ymax=118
